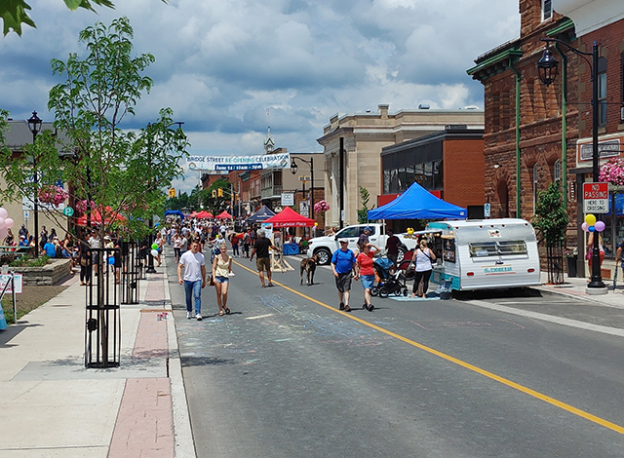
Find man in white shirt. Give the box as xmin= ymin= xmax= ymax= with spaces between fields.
xmin=177 ymin=240 xmax=207 ymax=320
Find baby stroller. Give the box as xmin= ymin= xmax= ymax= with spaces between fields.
xmin=372 ymin=256 xmax=409 ymax=298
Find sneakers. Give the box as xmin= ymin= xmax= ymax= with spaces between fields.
xmin=339 ymin=302 xmax=345 ymax=310
xmin=196 ymin=313 xmax=203 ymax=321
xmin=186 ymin=311 xmax=193 ymax=319
xmin=267 ymin=283 xmax=274 ymax=287
xmin=363 ymin=303 xmax=374 ymax=312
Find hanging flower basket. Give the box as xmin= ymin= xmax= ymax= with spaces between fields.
xmin=599 ymin=158 xmax=624 ymax=187
xmin=76 ymin=199 xmax=96 ymax=214
xmin=314 ymin=200 xmax=330 ymax=213
xmin=38 ymin=186 xmax=68 ymax=207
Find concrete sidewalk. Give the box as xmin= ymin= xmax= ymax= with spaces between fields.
xmin=535 ymin=271 xmax=624 ymax=309
xmin=0 ymin=260 xmax=195 ymax=458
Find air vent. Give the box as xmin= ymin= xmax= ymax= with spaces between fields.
xmin=418 ymin=104 xmax=430 ymax=109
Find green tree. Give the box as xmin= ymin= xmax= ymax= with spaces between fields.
xmin=357 ymin=186 xmax=375 ymax=224
xmin=0 ymin=0 xmax=167 ymax=36
xmin=533 ymin=181 xmax=568 ymax=246
xmin=0 ymin=18 xmax=188 ymax=241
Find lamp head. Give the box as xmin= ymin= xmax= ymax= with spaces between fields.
xmin=290 ymin=160 xmax=298 ymax=175
xmin=27 ymin=111 xmax=42 ymax=135
xmin=537 ymin=46 xmax=559 ymax=87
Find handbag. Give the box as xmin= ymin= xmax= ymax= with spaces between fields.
xmin=585 ymin=248 xmax=592 ymax=261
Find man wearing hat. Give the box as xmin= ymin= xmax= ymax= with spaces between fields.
xmin=358 ymin=226 xmax=372 ymax=253
xmin=331 ymin=239 xmax=357 ymax=312
xmin=18 ymin=224 xmax=28 ymax=240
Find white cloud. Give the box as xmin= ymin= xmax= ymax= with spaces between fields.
xmin=0 ymin=0 xmax=519 ymax=163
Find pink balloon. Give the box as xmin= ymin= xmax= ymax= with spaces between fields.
xmin=0 ymin=208 xmax=7 ymax=220
xmin=581 ymin=222 xmax=589 ymax=232
xmin=594 ymin=221 xmax=606 ymax=232
xmin=0 ymin=217 xmax=5 ymax=229
xmin=4 ymin=218 xmax=13 ymax=229
xmin=0 ymin=227 xmax=7 ymax=240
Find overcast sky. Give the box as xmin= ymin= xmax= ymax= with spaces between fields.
xmin=1 ymin=0 xmax=519 ymax=192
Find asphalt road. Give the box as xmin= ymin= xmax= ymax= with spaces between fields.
xmin=167 ymin=249 xmax=624 ymax=458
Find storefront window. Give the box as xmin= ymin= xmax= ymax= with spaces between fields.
xmin=398 ymin=167 xmax=407 ymax=191
xmin=423 ymin=162 xmax=434 ymax=189
xmin=384 ymin=169 xmax=390 ymax=194
xmin=390 ymin=169 xmax=399 ymax=194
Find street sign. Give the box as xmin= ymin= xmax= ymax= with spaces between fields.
xmin=63 ymin=207 xmax=74 ymax=216
xmin=583 ymin=182 xmax=609 ymax=213
xmin=281 ymin=192 xmax=294 ymax=206
xmin=484 ymin=203 xmax=491 ymax=218
xmin=299 ymin=176 xmax=311 ymax=181
xmin=0 ymin=274 xmax=23 ymax=294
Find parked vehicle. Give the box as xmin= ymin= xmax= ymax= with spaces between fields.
xmin=307 ymin=223 xmax=418 ymax=265
xmin=424 ymin=218 xmax=541 ymax=291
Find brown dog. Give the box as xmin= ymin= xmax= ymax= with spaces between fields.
xmin=300 ymin=255 xmax=319 ymax=286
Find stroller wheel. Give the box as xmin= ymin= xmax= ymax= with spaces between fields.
xmin=371 ymin=286 xmax=379 ymax=297
xmin=379 ymin=288 xmax=389 ymax=299
xmin=403 ymin=288 xmax=408 ymax=296
xmin=394 ymin=289 xmax=402 ymax=296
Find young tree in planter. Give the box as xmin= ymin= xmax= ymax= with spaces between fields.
xmin=533 ymin=181 xmax=568 ymax=284
xmin=357 ymin=186 xmax=375 ymax=224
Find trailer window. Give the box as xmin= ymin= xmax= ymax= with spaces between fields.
xmin=498 ymin=241 xmax=528 ymax=255
xmin=469 ymin=242 xmax=498 ymax=257
xmin=469 ymin=241 xmax=528 ymax=257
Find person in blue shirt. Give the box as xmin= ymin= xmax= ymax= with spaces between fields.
xmin=330 ymin=239 xmax=357 ymax=312
xmin=43 ymin=239 xmax=56 ymax=258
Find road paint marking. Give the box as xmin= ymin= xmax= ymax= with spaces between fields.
xmin=245 ymin=313 xmax=276 ymax=320
xmin=233 ymin=259 xmax=624 ymax=436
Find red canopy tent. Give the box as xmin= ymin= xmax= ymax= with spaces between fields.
xmin=263 ymin=207 xmax=315 ymax=228
xmin=189 ymin=211 xmax=198 ymax=217
xmin=216 ymin=210 xmax=232 ymax=220
xmin=195 ymin=210 xmax=214 ymax=219
xmin=76 ymin=207 xmax=127 ymax=226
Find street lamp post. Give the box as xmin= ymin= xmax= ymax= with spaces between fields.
xmin=290 ymin=156 xmax=314 ymax=221
xmin=27 ymin=111 xmax=42 ymax=258
xmin=537 ymin=38 xmax=606 ymax=293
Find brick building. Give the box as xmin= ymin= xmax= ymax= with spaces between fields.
xmin=468 ymin=0 xmax=624 ymax=278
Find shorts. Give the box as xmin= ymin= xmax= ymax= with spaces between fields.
xmin=215 ymin=276 xmax=229 ymax=283
xmin=335 ymin=272 xmax=353 ymax=293
xmin=256 ymin=257 xmax=271 ymax=272
xmin=360 ymin=274 xmax=375 ymax=290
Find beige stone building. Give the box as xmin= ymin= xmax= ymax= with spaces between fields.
xmin=317 ymin=104 xmax=484 ymax=227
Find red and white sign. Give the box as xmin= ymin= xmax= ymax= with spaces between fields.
xmin=583 ymin=182 xmax=609 ymax=213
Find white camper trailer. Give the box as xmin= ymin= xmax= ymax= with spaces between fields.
xmin=423 ymin=219 xmax=541 ymax=291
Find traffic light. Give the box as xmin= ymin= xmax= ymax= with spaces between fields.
xmin=168 ymin=188 xmax=176 ymax=198
xmin=218 ymin=188 xmax=223 ymax=197
xmin=212 ymin=189 xmax=217 ymax=198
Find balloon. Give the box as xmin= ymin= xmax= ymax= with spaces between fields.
xmin=585 ymin=214 xmax=596 ymax=226
xmin=581 ymin=222 xmax=589 ymax=232
xmin=0 ymin=227 xmax=7 ymax=240
xmin=595 ymin=221 xmax=606 ymax=232
xmin=4 ymin=218 xmax=14 ymax=229
xmin=151 ymin=243 xmax=159 ymax=250
xmin=151 ymin=249 xmax=159 ymax=257
xmin=108 ymin=256 xmax=115 ymax=265
xmin=0 ymin=208 xmax=7 ymax=219
xmin=314 ymin=222 xmax=318 ymax=227
xmin=589 ymin=225 xmax=596 ymax=232
xmin=0 ymin=217 xmax=5 ymax=229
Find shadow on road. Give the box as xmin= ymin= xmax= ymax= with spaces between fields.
xmin=453 ymin=287 xmax=543 ymax=301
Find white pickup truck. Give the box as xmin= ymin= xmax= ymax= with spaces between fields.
xmin=306 ymin=223 xmax=418 ymax=265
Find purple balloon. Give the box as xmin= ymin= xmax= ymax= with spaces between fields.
xmin=581 ymin=222 xmax=589 ymax=232
xmin=595 ymin=221 xmax=606 ymax=232
xmin=589 ymin=225 xmax=596 ymax=232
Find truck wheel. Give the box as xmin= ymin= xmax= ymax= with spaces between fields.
xmin=397 ymin=247 xmax=407 ymax=263
xmin=315 ymin=248 xmax=331 ymax=266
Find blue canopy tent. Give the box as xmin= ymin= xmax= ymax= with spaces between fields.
xmin=164 ymin=210 xmax=185 ymax=221
xmin=368 ymin=182 xmax=467 ymax=220
xmin=247 ymin=205 xmax=276 ymax=223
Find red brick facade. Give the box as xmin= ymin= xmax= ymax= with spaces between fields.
xmin=443 ymin=138 xmax=486 ymax=207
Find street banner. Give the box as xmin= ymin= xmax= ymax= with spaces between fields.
xmin=187 ymin=153 xmax=291 ymax=171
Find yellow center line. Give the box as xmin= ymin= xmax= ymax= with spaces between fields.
xmin=233 ymin=259 xmax=624 ymax=435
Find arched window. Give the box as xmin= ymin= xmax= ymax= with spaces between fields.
xmin=554 ymin=160 xmax=561 ymax=183
xmin=598 ymin=57 xmax=608 ymax=126
xmin=533 ymin=163 xmax=539 ymax=215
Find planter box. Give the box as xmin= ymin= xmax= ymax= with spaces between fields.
xmin=11 ymin=258 xmax=71 ymax=286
